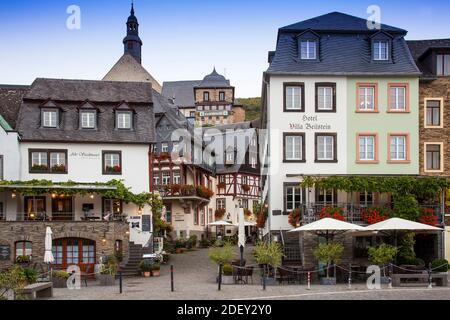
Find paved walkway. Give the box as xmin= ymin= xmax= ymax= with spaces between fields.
xmin=50 ymin=247 xmax=450 ymax=300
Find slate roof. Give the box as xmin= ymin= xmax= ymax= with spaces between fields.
xmin=197 ymin=68 xmax=231 ymax=88
xmin=407 ymin=39 xmax=450 ymax=79
xmin=17 ymin=78 xmax=155 ymax=144
xmin=0 ymin=85 xmax=29 ymax=130
xmin=268 ymin=12 xmax=420 ymax=76
xmin=103 ymin=54 xmax=162 ymax=93
xmin=280 ymin=12 xmax=407 ymax=34
xmin=161 ymin=80 xmax=200 ymax=107
xmin=153 ymin=89 xmax=192 ymax=132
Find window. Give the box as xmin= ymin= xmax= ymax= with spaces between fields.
xmin=357 ymin=84 xmax=378 ymax=112
xmin=388 ymin=84 xmax=409 ymax=112
xmin=315 ymin=133 xmax=337 ymax=162
xmin=437 ymin=54 xmax=450 ymax=76
xmin=103 ymin=151 xmax=122 ymax=175
xmin=359 ymin=192 xmax=374 ymax=207
xmin=300 ymin=40 xmax=317 ymax=60
xmin=165 ymin=204 xmax=172 ymax=223
xmin=203 ymin=92 xmax=210 ymax=102
xmin=117 ymin=112 xmax=132 ymax=130
xmin=29 ymin=149 xmax=68 ymax=174
xmin=226 ymin=151 xmax=234 ymax=165
xmin=219 ymin=175 xmax=225 ymax=184
xmin=42 ymin=109 xmax=58 ymax=128
xmin=15 ymin=241 xmax=32 ymax=260
xmin=103 ymin=199 xmax=122 ymax=218
xmin=194 ymin=208 xmax=199 ymax=225
xmin=52 ymin=238 xmax=96 ymax=267
xmin=162 ymin=172 xmax=171 ymax=185
xmin=80 ymin=111 xmax=96 ymax=129
xmin=251 ymin=156 xmax=257 ymax=168
xmin=190 ymin=111 xmax=196 ymax=118
xmin=388 ymin=134 xmax=409 ymax=162
xmin=316 ymin=189 xmax=336 ymax=205
xmin=153 ymin=174 xmax=160 ymax=186
xmin=173 ymin=171 xmax=181 ymax=184
xmin=283 ymin=133 xmax=305 ymax=162
xmin=357 ymin=134 xmax=378 ymax=163
xmin=316 ymin=83 xmax=336 ymax=112
xmin=425 ymin=143 xmax=443 ymax=172
xmin=284 ymin=83 xmax=304 ymax=112
xmin=425 ymin=99 xmax=443 ymax=127
xmin=374 ymin=41 xmax=389 ymax=61
xmin=284 ymin=184 xmax=303 ymax=212
xmin=216 ymin=198 xmax=226 ymax=210
xmin=219 ymin=91 xmax=225 ymax=101
xmin=24 ymin=196 xmax=46 ymax=220
xmin=161 ymin=143 xmax=169 ymax=153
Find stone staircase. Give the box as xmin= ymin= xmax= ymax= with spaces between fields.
xmin=120 ymin=242 xmax=153 ymax=277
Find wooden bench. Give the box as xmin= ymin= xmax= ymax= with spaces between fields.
xmin=19 ymin=282 xmax=53 ymax=300
xmin=392 ymin=273 xmax=448 ymax=287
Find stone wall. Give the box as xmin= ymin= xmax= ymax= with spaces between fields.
xmin=0 ymin=221 xmax=129 ymax=270
xmin=194 ymin=88 xmax=234 ymax=103
xmin=419 ymin=77 xmax=450 ymax=176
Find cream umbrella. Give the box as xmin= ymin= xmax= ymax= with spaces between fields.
xmin=364 ymin=218 xmax=443 ymax=232
xmin=208 ymin=220 xmax=234 ymax=240
xmin=238 ymin=208 xmax=245 ymax=266
xmin=44 ymin=226 xmax=54 ymax=264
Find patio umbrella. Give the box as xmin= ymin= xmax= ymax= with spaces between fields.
xmin=364 ymin=218 xmax=443 ymax=232
xmin=233 ymin=220 xmax=257 ymax=227
xmin=288 ymin=218 xmax=367 ymax=242
xmin=44 ymin=226 xmax=54 ymax=264
xmin=238 ymin=208 xmax=245 ymax=266
xmin=208 ymin=220 xmax=234 ymax=239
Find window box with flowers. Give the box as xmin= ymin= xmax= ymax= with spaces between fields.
xmin=244 ymin=208 xmax=252 ymax=217
xmin=418 ymin=208 xmax=439 ymax=226
xmin=197 ymin=186 xmax=214 ymax=199
xmin=319 ymin=207 xmax=345 ymax=221
xmin=31 ymin=164 xmax=49 ymax=173
xmin=215 ymin=208 xmax=226 ymax=220
xmin=51 ymin=164 xmax=67 ymax=173
xmin=170 ymin=184 xmax=181 ymax=194
xmin=288 ymin=209 xmax=302 ymax=228
xmin=181 ymin=185 xmax=196 ymax=196
xmin=362 ymin=207 xmax=392 ymax=225
xmin=105 ymin=165 xmax=122 ymax=174
xmin=217 ymin=182 xmax=226 ymax=189
xmin=242 ymin=184 xmax=251 ymax=193
xmin=159 ymin=152 xmax=170 ymax=161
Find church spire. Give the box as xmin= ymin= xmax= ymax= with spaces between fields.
xmin=123 ymin=1 xmax=142 ymax=64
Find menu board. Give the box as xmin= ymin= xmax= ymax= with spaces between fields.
xmin=142 ymin=215 xmax=152 ymax=232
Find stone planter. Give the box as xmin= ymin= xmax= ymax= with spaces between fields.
xmin=320 ymin=277 xmax=337 ymax=285
xmin=98 ymin=274 xmax=116 ymax=286
xmin=221 ymin=275 xmax=234 ymax=285
xmin=51 ymin=277 xmax=68 ymax=288
xmin=152 ymin=270 xmax=161 ymax=277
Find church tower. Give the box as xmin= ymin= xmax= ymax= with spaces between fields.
xmin=123 ymin=2 xmax=142 ymax=64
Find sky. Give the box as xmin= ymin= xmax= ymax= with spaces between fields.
xmin=0 ymin=0 xmax=449 ymax=97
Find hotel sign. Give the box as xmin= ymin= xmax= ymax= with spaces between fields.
xmin=69 ymin=151 xmax=101 ymax=159
xmin=199 ymin=111 xmax=229 ymax=117
xmin=289 ymin=115 xmax=331 ymax=130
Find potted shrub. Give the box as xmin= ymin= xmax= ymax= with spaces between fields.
xmin=208 ymin=242 xmax=234 ymax=282
xmin=368 ymin=243 xmax=398 ymax=284
xmin=98 ymin=255 xmax=118 ymax=286
xmin=197 ymin=186 xmax=214 ymax=199
xmin=51 ymin=270 xmax=70 ymax=288
xmin=175 ymin=240 xmax=185 ymax=254
xmin=151 ymin=262 xmax=161 ymax=277
xmin=139 ymin=260 xmax=152 ymax=277
xmin=313 ymin=242 xmax=344 ymax=285
xmin=253 ymin=242 xmax=284 ymax=285
xmin=431 ymin=258 xmax=449 ymax=273
xmin=221 ymin=263 xmax=234 ymax=285
xmin=199 ymin=239 xmax=211 ymax=248
xmin=22 ymin=267 xmax=38 ymax=285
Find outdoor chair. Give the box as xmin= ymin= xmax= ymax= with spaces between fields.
xmin=80 ymin=265 xmax=93 ymax=287
xmin=277 ymin=267 xmax=295 ymax=285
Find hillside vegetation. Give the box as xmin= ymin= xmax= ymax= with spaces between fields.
xmin=236 ymin=97 xmax=261 ymax=121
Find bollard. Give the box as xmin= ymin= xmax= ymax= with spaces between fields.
xmin=119 ymin=271 xmax=122 ymax=294
xmin=348 ymin=264 xmax=352 ymax=290
xmin=388 ymin=264 xmax=393 ymax=289
xmin=218 ymin=264 xmax=222 ymax=291
xmin=171 ymin=265 xmax=174 ymax=292
xmin=428 ymin=262 xmax=433 ymax=289
xmin=307 ymin=272 xmax=311 ymax=290
xmin=262 ymin=266 xmax=266 ymax=291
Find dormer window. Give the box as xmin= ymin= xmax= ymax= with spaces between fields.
xmin=437 ymin=54 xmax=450 ymax=76
xmin=226 ymin=151 xmax=234 ymax=165
xmin=117 ymin=111 xmax=132 ymax=130
xmin=80 ymin=111 xmax=96 ymax=129
xmin=42 ymin=109 xmax=58 ymax=128
xmin=300 ymin=40 xmax=317 ymax=60
xmin=373 ymin=40 xmax=389 ymax=61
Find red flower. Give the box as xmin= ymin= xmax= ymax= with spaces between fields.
xmin=288 ymin=209 xmax=302 ymax=227
xmin=362 ymin=207 xmax=390 ymax=225
xmin=319 ymin=207 xmax=345 ymax=221
xmin=418 ymin=208 xmax=438 ymax=226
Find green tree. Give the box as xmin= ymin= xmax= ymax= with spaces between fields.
xmin=313 ymin=242 xmax=344 ymax=278
xmin=368 ymin=244 xmax=398 ymax=276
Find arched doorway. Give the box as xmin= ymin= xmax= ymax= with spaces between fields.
xmin=52 ymin=238 xmax=96 ymax=272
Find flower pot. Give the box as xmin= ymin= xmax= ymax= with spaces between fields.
xmin=221 ymin=275 xmax=234 ymax=285
xmin=175 ymin=248 xmax=184 ymax=254
xmin=143 ymin=272 xmax=151 ymax=278
xmin=98 ymin=274 xmax=116 ymax=286
xmin=152 ymin=270 xmax=161 ymax=277
xmin=320 ymin=277 xmax=336 ymax=285
xmin=52 ymin=277 xmax=68 ymax=288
